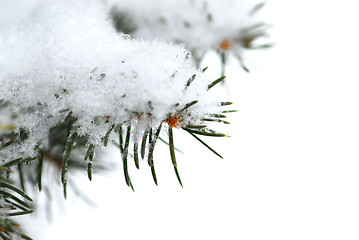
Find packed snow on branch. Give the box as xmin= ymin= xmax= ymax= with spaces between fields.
xmin=110 ymin=0 xmax=267 ymax=62
xmin=0 ymin=1 xmax=222 ymax=160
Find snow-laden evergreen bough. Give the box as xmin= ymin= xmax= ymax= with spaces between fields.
xmin=0 ymin=1 xmax=232 ymax=190
xmin=0 ymin=1 xmax=238 ymax=237
xmin=110 ymin=0 xmax=271 ymax=73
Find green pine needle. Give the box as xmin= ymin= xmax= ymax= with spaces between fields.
xmin=141 ymin=130 xmax=149 ymax=159
xmin=87 ymin=162 xmax=93 ymax=181
xmin=158 ymin=137 xmax=184 ymax=154
xmin=148 ymin=124 xmax=162 ymax=185
xmin=61 ymin=132 xmax=78 ymax=184
xmin=208 ymin=76 xmax=226 ymax=90
xmin=185 ymin=74 xmax=196 ymax=89
xmin=184 ymin=130 xmax=223 ymax=159
xmin=220 ymin=52 xmax=227 ymax=77
xmin=20 ymin=234 xmax=33 ymax=240
xmin=168 ymin=128 xmax=177 ymax=168
xmin=240 ymin=62 xmax=250 ymax=73
xmin=150 ymin=165 xmax=158 ymax=186
xmin=249 ymin=44 xmax=273 ymax=49
xmin=4 ymin=198 xmax=28 ymax=212
xmin=181 ymin=100 xmax=199 ymax=112
xmin=103 ymin=124 xmax=114 ymax=147
xmin=0 ymin=190 xmax=31 ymax=209
xmin=250 ymin=2 xmax=265 ymax=15
xmin=183 ymin=127 xmax=228 ymax=137
xmin=169 ymin=128 xmax=183 ymax=187
xmin=147 ymin=128 xmax=153 ymax=166
xmin=234 ymin=56 xmax=250 ymax=72
xmin=17 ymin=163 xmax=25 ymax=192
xmin=8 ymin=210 xmax=34 ymax=217
xmin=221 ymin=102 xmax=233 ymax=106
xmin=63 ymin=183 xmax=67 ymax=199
xmin=37 ymin=151 xmax=44 ymax=191
xmin=85 ymin=144 xmax=95 ymax=181
xmin=3 ymin=158 xmax=22 ymax=167
xmin=0 ymin=181 xmax=33 ymax=202
xmin=202 ymin=118 xmax=230 ymax=124
xmin=118 ymin=125 xmax=124 ymax=153
xmin=222 ymin=110 xmax=237 ymax=113
xmin=209 ymin=113 xmax=227 ymax=118
xmin=133 ymin=142 xmax=140 ymax=169
xmin=185 ymin=125 xmax=207 ymax=129
xmin=61 ymin=132 xmax=78 ymax=198
xmin=0 ymin=140 xmax=14 ymax=151
xmin=122 ymin=126 xmax=134 ymax=190
xmin=84 ymin=144 xmax=95 ymax=162
xmin=174 ymin=166 xmax=183 ymax=188
xmin=129 ymin=181 xmax=135 ymax=192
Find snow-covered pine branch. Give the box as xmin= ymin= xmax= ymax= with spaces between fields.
xmin=0 ymin=1 xmax=230 ymax=189
xmin=110 ymin=0 xmax=271 ymax=69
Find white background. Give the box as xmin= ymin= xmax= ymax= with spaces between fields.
xmin=20 ymin=0 xmax=359 ymax=239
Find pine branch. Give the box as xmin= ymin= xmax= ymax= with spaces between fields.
xmin=0 ymin=166 xmax=33 ymax=239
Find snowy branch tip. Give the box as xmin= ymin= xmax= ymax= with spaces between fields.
xmin=0 ymin=0 xmax=226 ymax=159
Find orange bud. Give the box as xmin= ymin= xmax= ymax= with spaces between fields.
xmin=166 ymin=114 xmax=183 ymax=128
xmin=220 ymin=40 xmax=231 ymax=51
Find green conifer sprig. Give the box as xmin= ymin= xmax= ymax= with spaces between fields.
xmin=1 ymin=70 xmax=233 ymax=196
xmin=0 ymin=166 xmax=33 ymax=240
xmin=0 ymin=1 xmax=271 ymax=238
xmin=108 ymin=75 xmax=232 ymax=189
